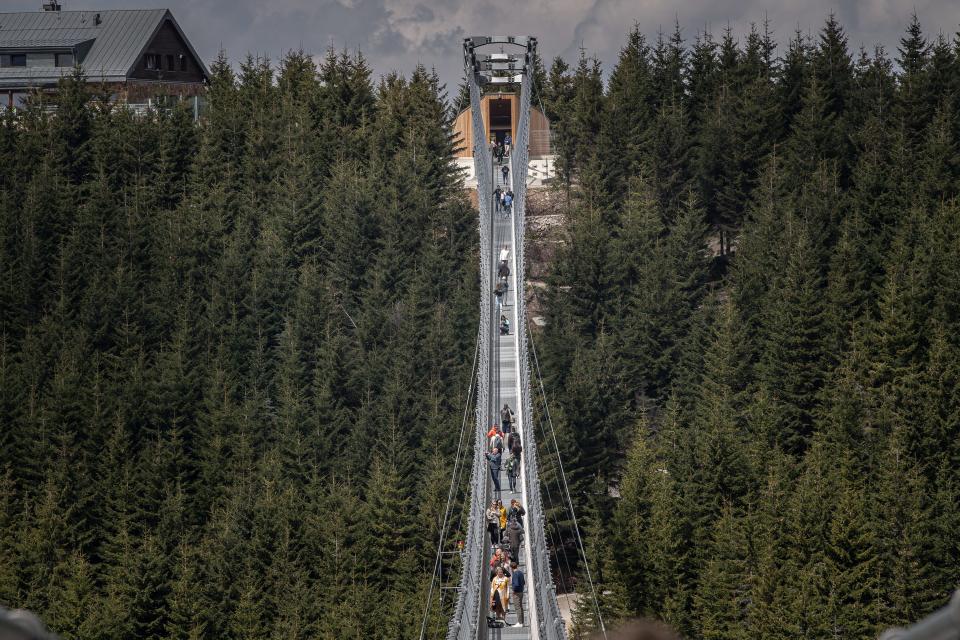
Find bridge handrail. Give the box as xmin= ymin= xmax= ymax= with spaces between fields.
xmin=511 ymin=52 xmax=568 ymax=640
xmin=446 ymin=63 xmax=493 ymax=640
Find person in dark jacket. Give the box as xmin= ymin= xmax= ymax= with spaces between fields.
xmin=506 ymin=517 xmax=523 ymax=554
xmin=486 ymin=448 xmax=502 ymax=495
xmin=502 ymin=164 xmax=509 ymax=183
xmin=510 ymin=435 xmax=522 ymax=459
xmin=486 ymin=501 xmax=501 ymax=545
xmin=500 ymin=404 xmax=514 ymax=431
xmin=505 ymin=452 xmax=519 ymax=491
xmin=509 ymin=561 xmax=525 ymax=627
xmin=494 ymin=186 xmax=502 ymax=212
xmin=494 ymin=280 xmax=507 ymax=301
xmin=508 ymin=499 xmax=526 ymax=528
xmin=506 ymin=430 xmax=518 ymax=453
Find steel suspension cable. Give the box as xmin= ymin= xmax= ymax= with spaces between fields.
xmin=420 ymin=330 xmax=481 ymax=640
xmin=492 ymin=153 xmax=502 ymax=440
xmin=531 ymin=404 xmax=576 ymax=590
xmin=527 ymin=325 xmax=608 ymax=639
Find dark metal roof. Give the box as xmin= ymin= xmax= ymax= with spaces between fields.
xmin=0 ymin=37 xmax=93 ymax=49
xmin=0 ymin=9 xmax=209 ymax=88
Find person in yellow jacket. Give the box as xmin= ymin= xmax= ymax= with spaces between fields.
xmin=497 ymin=499 xmax=508 ymax=541
xmin=490 ymin=566 xmax=510 ymax=620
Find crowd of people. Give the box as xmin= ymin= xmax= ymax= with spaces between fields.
xmin=494 ymin=258 xmax=510 ymax=306
xmin=484 ymin=496 xmax=527 ymax=627
xmin=485 ymin=418 xmax=521 ymax=497
xmin=492 ymin=132 xmax=511 ymax=164
xmin=492 ymin=185 xmax=514 ymax=216
xmin=482 ymin=402 xmax=527 ymax=628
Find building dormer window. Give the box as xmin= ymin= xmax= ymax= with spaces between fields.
xmin=144 ymin=54 xmax=161 ymax=70
xmin=55 ymin=53 xmax=74 ymax=67
xmin=0 ymin=54 xmax=27 ymax=67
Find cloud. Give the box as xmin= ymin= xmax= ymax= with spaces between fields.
xmin=7 ymin=0 xmax=960 ymax=89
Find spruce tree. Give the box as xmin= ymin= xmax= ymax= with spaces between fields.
xmin=601 ymin=27 xmax=655 ymax=203
xmin=823 ymin=475 xmax=880 ymax=638
xmin=755 ymin=222 xmax=827 ymax=455
xmin=692 ymin=504 xmax=752 ymax=640
xmin=896 ymin=14 xmax=933 ymax=147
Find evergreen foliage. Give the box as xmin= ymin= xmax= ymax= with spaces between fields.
xmin=538 ymin=13 xmax=960 ymax=640
xmin=0 ymin=51 xmax=476 ymax=638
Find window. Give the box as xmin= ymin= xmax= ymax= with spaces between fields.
xmin=144 ymin=53 xmax=161 ymax=70
xmin=1 ymin=54 xmax=27 ymax=68
xmin=179 ymin=55 xmax=187 ymax=72
xmin=166 ymin=54 xmax=175 ymax=71
xmin=55 ymin=53 xmax=74 ymax=67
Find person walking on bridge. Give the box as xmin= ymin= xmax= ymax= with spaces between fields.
xmin=493 ymin=185 xmax=502 ymax=213
xmin=506 ymin=515 xmax=523 ymax=556
xmin=494 ymin=280 xmax=507 ymax=304
xmin=486 ymin=448 xmax=502 ymax=496
xmin=486 ymin=501 xmax=501 ymax=545
xmin=508 ymin=499 xmax=526 ymax=528
xmin=502 ymin=164 xmax=509 ymax=184
xmin=488 ymin=424 xmax=503 ymax=452
xmin=497 ymin=499 xmax=508 ymax=541
xmin=491 ymin=567 xmax=509 ymax=622
xmin=509 ymin=430 xmax=522 ymax=459
xmin=490 ymin=546 xmax=510 ymax=580
xmin=505 ymin=451 xmax=519 ymax=491
xmin=506 ymin=430 xmax=520 ymax=455
xmin=510 ymin=561 xmax=525 ymax=627
xmin=500 ymin=403 xmax=514 ymax=435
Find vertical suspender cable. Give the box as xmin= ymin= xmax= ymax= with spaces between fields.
xmin=447 ymin=39 xmax=493 ymax=640
xmin=528 ymin=329 xmax=607 ymax=639
xmin=420 ymin=332 xmax=480 ymax=640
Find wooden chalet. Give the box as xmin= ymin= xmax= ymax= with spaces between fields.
xmin=0 ymin=2 xmax=209 ymax=110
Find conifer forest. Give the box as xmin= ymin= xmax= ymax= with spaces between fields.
xmin=0 ymin=11 xmax=959 ymax=640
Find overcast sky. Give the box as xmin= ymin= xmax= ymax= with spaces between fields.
xmin=10 ymin=0 xmax=960 ymax=90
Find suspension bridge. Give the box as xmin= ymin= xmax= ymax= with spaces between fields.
xmin=418 ymin=35 xmax=590 ymax=640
